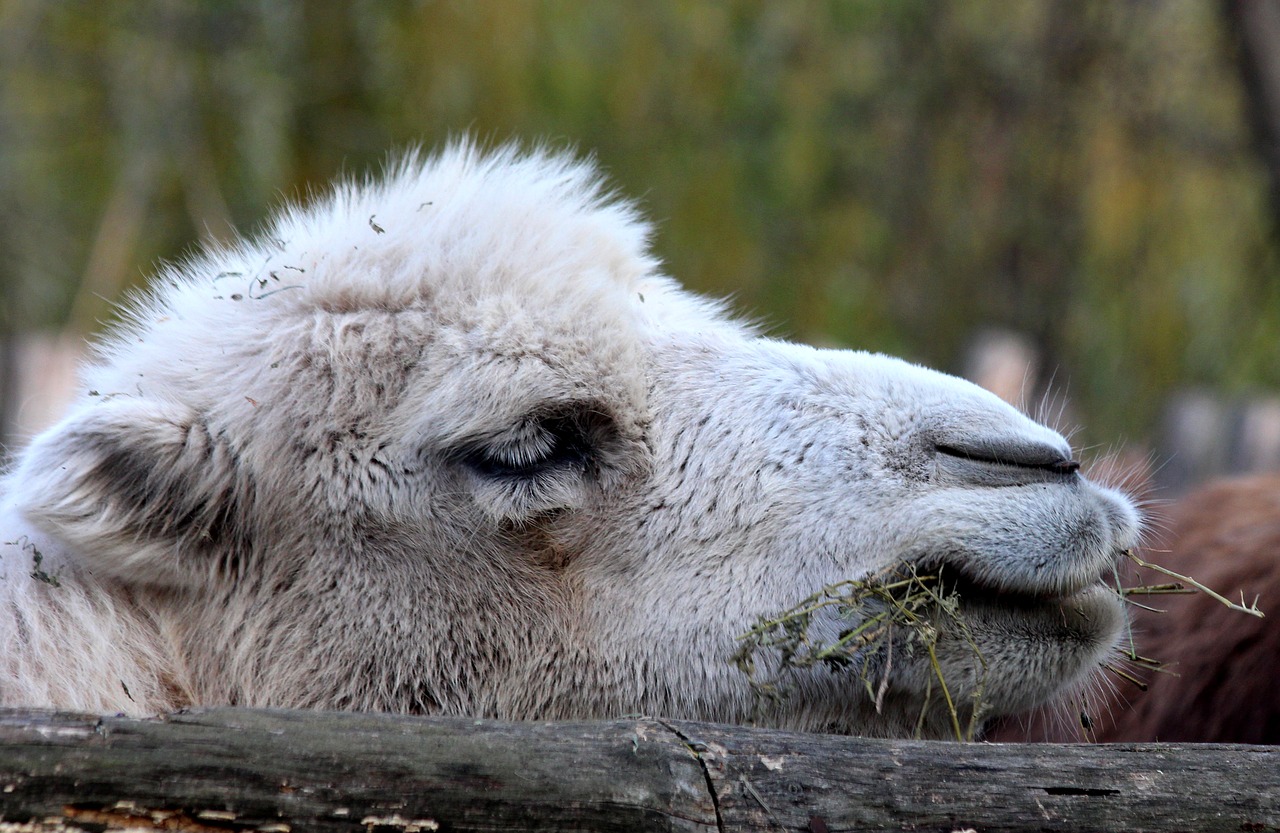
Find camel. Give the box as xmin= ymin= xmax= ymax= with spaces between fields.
xmin=0 ymin=142 xmax=1139 ymax=738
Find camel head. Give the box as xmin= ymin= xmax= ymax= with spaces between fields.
xmin=4 ymin=143 xmax=1138 ymax=737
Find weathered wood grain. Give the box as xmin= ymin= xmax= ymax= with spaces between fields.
xmin=685 ymin=721 xmax=1279 ymax=832
xmin=0 ymin=708 xmax=1274 ymax=832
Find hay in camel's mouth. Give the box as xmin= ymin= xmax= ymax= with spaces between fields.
xmin=732 ymin=550 xmax=1264 ymax=742
xmin=732 ymin=561 xmax=990 ymax=741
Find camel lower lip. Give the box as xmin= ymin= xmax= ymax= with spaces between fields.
xmin=957 ymin=582 xmax=1125 ymax=640
xmin=915 ymin=581 xmax=1126 ymax=726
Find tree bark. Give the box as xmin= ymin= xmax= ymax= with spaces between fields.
xmin=0 ymin=708 xmax=1275 ymax=832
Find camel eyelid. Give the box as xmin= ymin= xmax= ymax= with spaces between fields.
xmin=460 ymin=412 xmax=600 ymax=480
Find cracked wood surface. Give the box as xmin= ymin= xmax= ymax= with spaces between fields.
xmin=0 ymin=707 xmax=1276 ymax=832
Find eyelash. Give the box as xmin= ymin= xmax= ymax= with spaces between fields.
xmin=463 ymin=416 xmax=593 ymax=480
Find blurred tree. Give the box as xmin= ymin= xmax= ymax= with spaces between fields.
xmin=1224 ymin=0 xmax=1280 ymax=244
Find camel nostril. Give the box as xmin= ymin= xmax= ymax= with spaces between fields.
xmin=935 ymin=442 xmax=1081 ymax=479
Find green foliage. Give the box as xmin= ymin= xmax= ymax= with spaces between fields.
xmin=1 ymin=0 xmax=1276 ymax=445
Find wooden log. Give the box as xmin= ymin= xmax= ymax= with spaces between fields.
xmin=0 ymin=707 xmax=1275 ymax=832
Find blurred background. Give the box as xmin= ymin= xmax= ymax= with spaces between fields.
xmin=2 ymin=0 xmax=1280 ymax=494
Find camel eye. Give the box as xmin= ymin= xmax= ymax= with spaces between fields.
xmin=463 ymin=412 xmax=596 ymax=480
xmin=453 ymin=402 xmax=633 ymax=519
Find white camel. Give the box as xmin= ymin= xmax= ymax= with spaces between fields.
xmin=0 ymin=142 xmax=1139 ymax=738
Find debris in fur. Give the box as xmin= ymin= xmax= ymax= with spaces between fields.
xmin=732 ymin=563 xmax=987 ymax=742
xmin=6 ymin=537 xmax=61 ymax=588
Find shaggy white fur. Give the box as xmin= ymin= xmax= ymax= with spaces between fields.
xmin=0 ymin=142 xmax=1139 ymax=736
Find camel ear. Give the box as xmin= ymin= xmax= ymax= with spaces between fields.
xmin=13 ymin=398 xmax=252 ymax=587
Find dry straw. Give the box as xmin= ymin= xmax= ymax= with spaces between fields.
xmin=732 ymin=563 xmax=988 ymax=741
xmin=733 ymin=551 xmax=1263 ymax=742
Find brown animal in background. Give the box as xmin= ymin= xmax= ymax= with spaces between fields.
xmin=1101 ymin=475 xmax=1280 ymax=743
xmin=994 ymin=474 xmax=1280 ymax=744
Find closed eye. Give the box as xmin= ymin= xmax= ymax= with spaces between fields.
xmin=463 ymin=415 xmax=592 ymax=479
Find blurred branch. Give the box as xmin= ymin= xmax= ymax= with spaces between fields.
xmin=64 ymin=158 xmax=157 ymax=337
xmin=0 ymin=312 xmax=14 ymax=459
xmin=1224 ymin=0 xmax=1280 ymax=245
xmin=181 ymin=139 xmax=234 ymax=247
